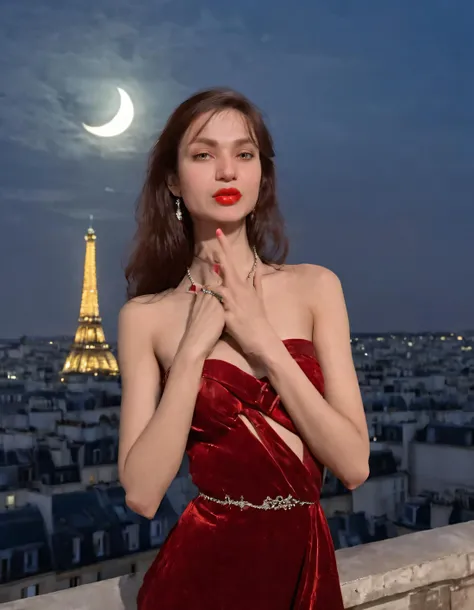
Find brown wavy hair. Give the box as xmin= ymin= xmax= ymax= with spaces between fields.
xmin=125 ymin=87 xmax=289 ymax=300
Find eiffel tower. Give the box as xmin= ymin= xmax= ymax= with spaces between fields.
xmin=62 ymin=216 xmax=119 ymax=376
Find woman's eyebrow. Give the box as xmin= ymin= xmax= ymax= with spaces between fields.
xmin=188 ymin=137 xmax=256 ymax=147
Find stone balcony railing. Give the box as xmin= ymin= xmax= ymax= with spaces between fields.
xmin=1 ymin=521 xmax=473 ymax=609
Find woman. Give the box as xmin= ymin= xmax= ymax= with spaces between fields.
xmin=118 ymin=88 xmax=369 ymax=609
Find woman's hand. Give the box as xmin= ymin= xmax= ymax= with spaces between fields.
xmin=205 ymin=229 xmax=277 ymax=358
xmin=179 ymin=286 xmax=226 ymax=362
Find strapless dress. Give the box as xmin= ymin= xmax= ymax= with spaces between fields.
xmin=137 ymin=338 xmax=344 ymax=609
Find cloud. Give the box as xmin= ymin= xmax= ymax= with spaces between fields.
xmin=0 ymin=184 xmax=134 ymax=222
xmin=0 ymin=0 xmax=468 ymax=222
xmin=50 ymin=206 xmax=129 ymax=222
xmin=0 ymin=2 xmax=232 ymax=159
xmin=0 ymin=1 xmax=356 ymax=162
xmin=0 ymin=187 xmax=75 ymax=204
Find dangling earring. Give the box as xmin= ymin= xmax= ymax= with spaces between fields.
xmin=175 ymin=197 xmax=183 ymax=221
xmin=250 ymin=208 xmax=256 ymax=220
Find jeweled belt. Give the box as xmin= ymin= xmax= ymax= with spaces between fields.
xmin=198 ymin=492 xmax=315 ymax=511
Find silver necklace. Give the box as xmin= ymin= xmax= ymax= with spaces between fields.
xmin=186 ymin=245 xmax=258 ymax=291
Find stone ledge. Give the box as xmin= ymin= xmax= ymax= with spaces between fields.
xmin=0 ymin=579 xmax=136 ymax=610
xmin=339 ymin=521 xmax=474 ymax=608
xmin=0 ymin=521 xmax=473 ymax=609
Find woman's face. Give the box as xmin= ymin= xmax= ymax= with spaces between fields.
xmin=172 ymin=109 xmax=262 ymax=223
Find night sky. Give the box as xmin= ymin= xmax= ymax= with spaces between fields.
xmin=0 ymin=1 xmax=472 ymax=340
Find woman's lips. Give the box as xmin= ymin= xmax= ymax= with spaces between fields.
xmin=212 ymin=188 xmax=242 ymax=206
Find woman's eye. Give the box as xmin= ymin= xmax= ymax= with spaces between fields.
xmin=239 ymin=152 xmax=254 ymax=160
xmin=193 ymin=152 xmax=211 ymax=160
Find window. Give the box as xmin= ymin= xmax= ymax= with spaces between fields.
xmin=72 ymin=537 xmax=81 ymax=564
xmin=93 ymin=531 xmax=105 ymax=557
xmin=0 ymin=555 xmax=11 ymax=582
xmin=123 ymin=524 xmax=139 ymax=551
xmin=92 ymin=448 xmax=101 ymax=464
xmin=21 ymin=584 xmax=39 ymax=598
xmin=69 ymin=576 xmax=81 ymax=588
xmin=24 ymin=550 xmax=38 ymax=574
xmin=5 ymin=494 xmax=15 ymax=510
xmin=19 ymin=467 xmax=32 ymax=484
xmin=113 ymin=505 xmax=126 ymax=519
xmin=403 ymin=505 xmax=417 ymax=525
xmin=150 ymin=520 xmax=162 ymax=545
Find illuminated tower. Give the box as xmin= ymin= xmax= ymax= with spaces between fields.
xmin=62 ymin=216 xmax=119 ymax=376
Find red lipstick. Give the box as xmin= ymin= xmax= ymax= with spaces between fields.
xmin=212 ymin=187 xmax=242 ymax=206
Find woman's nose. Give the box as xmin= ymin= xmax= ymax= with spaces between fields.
xmin=215 ymin=157 xmax=237 ymax=182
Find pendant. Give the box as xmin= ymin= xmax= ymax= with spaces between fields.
xmin=187 ymin=283 xmax=202 ymax=294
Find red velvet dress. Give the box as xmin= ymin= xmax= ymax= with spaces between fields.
xmin=137 ymin=338 xmax=344 ymax=609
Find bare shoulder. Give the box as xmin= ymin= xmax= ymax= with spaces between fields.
xmin=120 ymin=287 xmax=186 ymax=314
xmin=119 ymin=290 xmax=173 ymax=325
xmin=286 ymin=263 xmax=342 ymax=303
xmin=262 ymin=262 xmax=342 ymax=307
xmin=118 ymin=288 xmax=191 ymax=366
xmin=118 ymin=290 xmax=179 ymax=345
xmin=294 ymin=263 xmax=340 ymax=283
xmin=122 ymin=289 xmax=176 ymax=308
xmin=271 ymin=262 xmax=337 ymax=280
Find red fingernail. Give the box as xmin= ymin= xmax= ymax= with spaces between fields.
xmin=213 ymin=263 xmax=220 ymax=275
xmin=216 ymin=228 xmax=222 ymax=236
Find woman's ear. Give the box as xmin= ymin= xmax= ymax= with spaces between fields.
xmin=167 ymin=174 xmax=181 ymax=198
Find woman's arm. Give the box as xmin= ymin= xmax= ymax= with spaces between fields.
xmin=117 ymin=300 xmax=204 ymax=519
xmin=259 ymin=265 xmax=370 ymax=490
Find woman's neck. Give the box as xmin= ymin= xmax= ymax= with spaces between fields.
xmin=189 ymin=228 xmax=255 ymax=285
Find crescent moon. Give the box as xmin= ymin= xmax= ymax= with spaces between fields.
xmin=82 ymin=87 xmax=134 ymax=137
